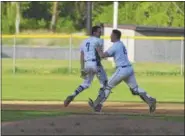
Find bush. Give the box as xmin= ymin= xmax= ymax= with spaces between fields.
xmin=37 ymin=18 xmax=47 ymax=29
xmin=2 ymin=4 xmax=16 ymax=34
xmin=20 ymin=18 xmax=38 ymax=30
xmin=56 ymin=17 xmax=76 ymax=33
xmin=2 ymin=16 xmax=13 ymax=34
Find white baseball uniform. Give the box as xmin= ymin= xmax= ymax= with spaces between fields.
xmin=105 ymin=40 xmax=145 ymax=94
xmin=80 ymin=36 xmax=107 ymax=89
xmin=90 ymin=40 xmax=156 ymax=112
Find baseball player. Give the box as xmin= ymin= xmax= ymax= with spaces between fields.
xmin=88 ymin=29 xmax=157 ymax=113
xmin=64 ymin=26 xmax=108 ymax=107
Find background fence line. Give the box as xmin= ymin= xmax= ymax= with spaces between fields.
xmin=1 ymin=35 xmax=184 ymax=76
xmin=1 ymin=34 xmax=185 ymax=40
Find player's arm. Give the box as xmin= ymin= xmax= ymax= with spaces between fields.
xmin=95 ymin=46 xmax=109 ymax=59
xmin=96 ymin=44 xmax=116 ymax=59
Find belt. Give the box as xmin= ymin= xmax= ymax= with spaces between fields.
xmin=117 ymin=65 xmax=131 ymax=68
xmin=85 ymin=59 xmax=96 ymax=62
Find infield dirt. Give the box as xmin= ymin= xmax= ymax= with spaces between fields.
xmin=2 ymin=101 xmax=184 ymax=135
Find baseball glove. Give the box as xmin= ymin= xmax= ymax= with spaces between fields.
xmin=80 ymin=69 xmax=87 ymax=79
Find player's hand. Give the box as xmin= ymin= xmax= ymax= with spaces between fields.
xmin=80 ymin=69 xmax=87 ymax=79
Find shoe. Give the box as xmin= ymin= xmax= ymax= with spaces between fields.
xmin=94 ymin=103 xmax=102 ymax=112
xmin=88 ymin=98 xmax=102 ymax=112
xmin=64 ymin=95 xmax=75 ymax=107
xmin=88 ymin=98 xmax=94 ymax=109
xmin=149 ymin=98 xmax=156 ymax=113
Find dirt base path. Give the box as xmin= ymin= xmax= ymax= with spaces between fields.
xmin=1 ymin=101 xmax=184 ymax=115
xmin=1 ymin=101 xmax=184 ymax=135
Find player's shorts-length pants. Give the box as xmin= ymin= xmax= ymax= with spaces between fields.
xmin=108 ymin=66 xmax=138 ymax=90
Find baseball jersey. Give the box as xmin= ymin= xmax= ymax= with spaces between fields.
xmin=106 ymin=40 xmax=131 ymax=67
xmin=80 ymin=36 xmax=103 ymax=62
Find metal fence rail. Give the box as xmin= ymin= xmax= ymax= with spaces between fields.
xmin=1 ymin=34 xmax=184 ymax=75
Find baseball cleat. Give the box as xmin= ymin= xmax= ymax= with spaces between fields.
xmin=64 ymin=95 xmax=75 ymax=107
xmin=94 ymin=103 xmax=102 ymax=112
xmin=88 ymin=98 xmax=94 ymax=108
xmin=149 ymin=98 xmax=157 ymax=113
xmin=88 ymin=98 xmax=102 ymax=112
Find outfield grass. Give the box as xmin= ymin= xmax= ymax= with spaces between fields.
xmin=2 ymin=59 xmax=182 ymax=75
xmin=2 ymin=59 xmax=184 ymax=102
xmin=2 ymin=74 xmax=184 ymax=102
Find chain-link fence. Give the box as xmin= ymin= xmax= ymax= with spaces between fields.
xmin=2 ymin=35 xmax=184 ymax=76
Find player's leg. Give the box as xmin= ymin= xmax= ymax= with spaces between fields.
xmin=96 ymin=65 xmax=108 ymax=88
xmin=64 ymin=70 xmax=95 ymax=107
xmin=89 ymin=68 xmax=124 ymax=111
xmin=96 ymin=65 xmax=108 ymax=97
xmin=96 ymin=67 xmax=131 ymax=105
xmin=123 ymin=68 xmax=156 ymax=113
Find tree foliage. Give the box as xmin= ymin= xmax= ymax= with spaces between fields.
xmin=1 ymin=1 xmax=184 ymax=34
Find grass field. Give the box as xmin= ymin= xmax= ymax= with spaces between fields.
xmin=2 ymin=59 xmax=183 ymax=75
xmin=2 ymin=59 xmax=184 ymax=102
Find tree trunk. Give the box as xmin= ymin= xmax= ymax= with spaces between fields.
xmin=15 ymin=2 xmax=20 ymax=34
xmin=86 ymin=2 xmax=92 ymax=35
xmin=50 ymin=1 xmax=58 ymax=32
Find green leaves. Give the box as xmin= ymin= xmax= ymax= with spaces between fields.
xmin=2 ymin=2 xmax=16 ymax=34
xmin=93 ymin=4 xmax=113 ymax=25
xmin=95 ymin=2 xmax=184 ymax=27
xmin=1 ymin=2 xmax=184 ymax=34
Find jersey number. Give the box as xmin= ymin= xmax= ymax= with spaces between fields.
xmin=86 ymin=42 xmax=90 ymax=52
xmin=123 ymin=46 xmax=127 ymax=55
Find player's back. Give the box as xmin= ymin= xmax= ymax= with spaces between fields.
xmin=80 ymin=36 xmax=101 ymax=61
xmin=111 ymin=41 xmax=131 ymax=67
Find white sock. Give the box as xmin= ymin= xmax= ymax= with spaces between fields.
xmin=71 ymin=85 xmax=85 ymax=97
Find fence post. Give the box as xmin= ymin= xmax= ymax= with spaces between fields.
xmin=69 ymin=35 xmax=72 ymax=73
xmin=126 ymin=36 xmax=129 ymax=54
xmin=13 ymin=35 xmax=16 ymax=74
xmin=180 ymin=38 xmax=184 ymax=76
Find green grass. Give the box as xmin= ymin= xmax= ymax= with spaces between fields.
xmin=2 ymin=74 xmax=184 ymax=102
xmin=2 ymin=59 xmax=184 ymax=102
xmin=2 ymin=59 xmax=183 ymax=75
xmin=1 ymin=110 xmax=71 ymax=122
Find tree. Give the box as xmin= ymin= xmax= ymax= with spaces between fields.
xmin=1 ymin=1 xmax=184 ymax=34
xmin=2 ymin=2 xmax=16 ymax=34
xmin=15 ymin=2 xmax=20 ymax=34
xmin=50 ymin=1 xmax=58 ymax=32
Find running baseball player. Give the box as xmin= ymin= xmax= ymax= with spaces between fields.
xmin=64 ymin=26 xmax=108 ymax=107
xmin=88 ymin=29 xmax=157 ymax=113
